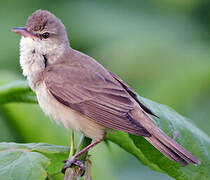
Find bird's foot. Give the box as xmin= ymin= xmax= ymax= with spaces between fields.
xmin=62 ymin=157 xmax=85 ymax=176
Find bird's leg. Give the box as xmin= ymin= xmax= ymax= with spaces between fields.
xmin=62 ymin=134 xmax=105 ymax=176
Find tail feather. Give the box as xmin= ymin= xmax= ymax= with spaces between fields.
xmin=131 ymin=108 xmax=200 ymax=165
xmin=145 ymin=132 xmax=199 ymax=165
xmin=145 ymin=136 xmax=186 ymax=165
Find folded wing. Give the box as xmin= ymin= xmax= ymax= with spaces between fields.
xmin=44 ymin=63 xmax=151 ymax=137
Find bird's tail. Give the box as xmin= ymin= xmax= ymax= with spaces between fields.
xmin=131 ymin=108 xmax=200 ymax=165
xmin=144 ymin=130 xmax=200 ymax=165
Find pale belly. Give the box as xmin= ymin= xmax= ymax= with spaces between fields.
xmin=35 ymin=81 xmax=106 ymax=140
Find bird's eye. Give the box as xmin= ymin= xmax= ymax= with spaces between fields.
xmin=42 ymin=32 xmax=50 ymax=39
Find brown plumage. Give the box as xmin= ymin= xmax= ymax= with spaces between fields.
xmin=26 ymin=10 xmax=63 ymax=33
xmin=13 ymin=9 xmax=200 ymax=173
xmin=43 ymin=48 xmax=200 ymax=165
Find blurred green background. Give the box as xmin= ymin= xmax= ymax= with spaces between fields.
xmin=0 ymin=0 xmax=210 ymax=179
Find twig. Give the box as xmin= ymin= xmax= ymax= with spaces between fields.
xmin=70 ymin=131 xmax=75 ymax=157
xmin=84 ymin=156 xmax=92 ymax=180
xmin=63 ymin=168 xmax=81 ymax=180
xmin=64 ymin=131 xmax=76 ymax=180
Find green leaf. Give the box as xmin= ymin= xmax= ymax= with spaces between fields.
xmin=0 ymin=81 xmax=37 ymax=104
xmin=107 ymin=97 xmax=210 ymax=180
xmin=0 ymin=142 xmax=69 ymax=180
xmin=0 ymin=81 xmax=210 ymax=180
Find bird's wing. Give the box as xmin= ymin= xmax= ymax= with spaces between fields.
xmin=44 ymin=62 xmax=150 ymax=136
xmin=109 ymin=71 xmax=159 ymax=118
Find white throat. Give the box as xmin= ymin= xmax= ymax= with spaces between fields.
xmin=19 ymin=36 xmax=66 ymax=90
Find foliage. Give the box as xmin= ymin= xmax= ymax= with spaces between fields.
xmin=107 ymin=97 xmax=210 ymax=180
xmin=0 ymin=142 xmax=68 ymax=180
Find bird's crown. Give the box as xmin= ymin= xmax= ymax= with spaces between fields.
xmin=26 ymin=10 xmax=64 ymax=34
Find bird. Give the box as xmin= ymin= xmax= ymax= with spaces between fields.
xmin=12 ymin=9 xmax=200 ymax=175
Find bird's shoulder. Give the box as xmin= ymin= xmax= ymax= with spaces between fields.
xmin=44 ymin=49 xmax=120 ymax=87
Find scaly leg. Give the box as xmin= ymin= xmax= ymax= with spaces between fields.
xmin=62 ymin=135 xmax=105 ymax=175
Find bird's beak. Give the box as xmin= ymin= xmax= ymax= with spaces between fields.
xmin=12 ymin=27 xmax=39 ymax=39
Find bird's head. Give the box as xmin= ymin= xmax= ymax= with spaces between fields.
xmin=12 ymin=10 xmax=69 ymax=58
xmin=12 ymin=10 xmax=70 ymax=89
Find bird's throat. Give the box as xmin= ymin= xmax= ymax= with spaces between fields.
xmin=19 ymin=36 xmax=67 ymax=90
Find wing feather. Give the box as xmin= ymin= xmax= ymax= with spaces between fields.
xmin=44 ymin=63 xmax=151 ymax=137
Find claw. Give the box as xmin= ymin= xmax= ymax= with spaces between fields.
xmin=61 ymin=157 xmax=85 ymax=176
xmin=74 ymin=159 xmax=85 ymax=176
